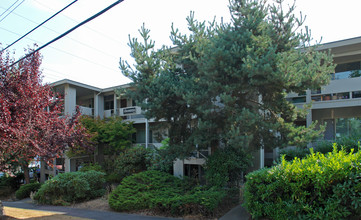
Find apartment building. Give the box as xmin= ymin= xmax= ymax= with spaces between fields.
xmin=287 ymin=37 xmax=361 ymax=142
xmin=50 ymin=79 xmax=163 ymax=174
xmin=49 ymin=36 xmax=361 ymax=178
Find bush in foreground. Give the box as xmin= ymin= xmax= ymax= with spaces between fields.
xmin=109 ymin=170 xmax=227 ymax=216
xmin=244 ymin=145 xmax=361 ymax=219
xmin=34 ymin=170 xmax=105 ymax=205
xmin=15 ymin=182 xmax=41 ymax=200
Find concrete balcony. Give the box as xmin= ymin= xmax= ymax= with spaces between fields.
xmin=78 ymin=106 xmax=93 ymax=116
xmin=117 ymin=106 xmax=145 ymax=121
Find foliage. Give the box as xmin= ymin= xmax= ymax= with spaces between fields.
xmin=244 ymin=146 xmax=361 ymax=219
xmin=78 ymin=162 xmax=104 ymax=172
xmin=0 ymin=48 xmax=89 ymax=183
xmin=108 ymin=170 xmax=227 ymax=216
xmin=147 ymin=138 xmax=176 ymax=173
xmin=119 ymin=0 xmax=334 ymax=166
xmin=78 ymin=116 xmax=135 ymax=156
xmin=205 ymin=147 xmax=251 ymax=187
xmin=0 ymin=173 xmax=24 ymax=197
xmin=112 ymin=146 xmax=151 ymax=182
xmin=0 ymin=173 xmax=24 ymax=190
xmin=15 ymin=182 xmax=41 ymax=200
xmin=280 ymin=135 xmax=361 ymax=161
xmin=33 ymin=170 xmax=105 ymax=205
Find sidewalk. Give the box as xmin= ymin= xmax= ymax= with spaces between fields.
xmin=219 ymin=204 xmax=251 ymax=220
xmin=3 ymin=200 xmax=178 ymax=220
xmin=3 ymin=199 xmax=250 ymax=220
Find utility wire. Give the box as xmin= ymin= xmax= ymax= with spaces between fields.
xmin=1 ymin=0 xmax=78 ymax=52
xmin=33 ymin=0 xmax=121 ymax=44
xmin=0 ymin=26 xmax=119 ymax=74
xmin=0 ymin=0 xmax=25 ymax=23
xmin=0 ymin=7 xmax=115 ymax=58
xmin=0 ymin=0 xmax=21 ymax=18
xmin=9 ymin=0 xmax=124 ymax=68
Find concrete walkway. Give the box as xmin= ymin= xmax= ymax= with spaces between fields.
xmin=3 ymin=199 xmax=251 ymax=220
xmin=3 ymin=200 xmax=178 ymax=220
xmin=219 ymin=204 xmax=251 ymax=220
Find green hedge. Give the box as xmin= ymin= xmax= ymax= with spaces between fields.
xmin=244 ymin=145 xmax=361 ymax=219
xmin=109 ymin=170 xmax=227 ymax=216
xmin=15 ymin=183 xmax=41 ymax=200
xmin=34 ymin=170 xmax=105 ymax=205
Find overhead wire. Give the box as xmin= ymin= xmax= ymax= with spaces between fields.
xmin=33 ymin=0 xmax=121 ymax=44
xmin=0 ymin=6 xmax=116 ymax=58
xmin=1 ymin=0 xmax=124 ymax=69
xmin=1 ymin=0 xmax=78 ymax=52
xmin=0 ymin=0 xmax=25 ymax=23
xmin=0 ymin=0 xmax=22 ymax=18
xmin=0 ymin=26 xmax=119 ymax=74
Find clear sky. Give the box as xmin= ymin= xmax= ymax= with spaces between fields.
xmin=1 ymin=0 xmax=361 ymax=88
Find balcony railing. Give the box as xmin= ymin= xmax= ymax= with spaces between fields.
xmin=78 ymin=106 xmax=93 ymax=116
xmin=117 ymin=106 xmax=145 ymax=119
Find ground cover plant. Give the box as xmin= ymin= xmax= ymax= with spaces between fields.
xmin=15 ymin=182 xmax=41 ymax=200
xmin=33 ymin=170 xmax=105 ymax=205
xmin=244 ymin=144 xmax=361 ymax=219
xmin=108 ymin=170 xmax=229 ymax=217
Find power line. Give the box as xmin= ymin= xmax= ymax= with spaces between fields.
xmin=0 ymin=6 xmax=115 ymax=58
xmin=9 ymin=0 xmax=124 ymax=68
xmin=1 ymin=0 xmax=78 ymax=52
xmin=0 ymin=0 xmax=25 ymax=23
xmin=0 ymin=0 xmax=21 ymax=18
xmin=0 ymin=26 xmax=119 ymax=74
xmin=33 ymin=0 xmax=121 ymax=44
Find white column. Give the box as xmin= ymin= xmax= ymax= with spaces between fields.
xmin=94 ymin=92 xmax=104 ymax=119
xmin=145 ymin=119 xmax=149 ymax=148
xmin=64 ymin=84 xmax=76 ymax=115
xmin=113 ymin=93 xmax=117 ymax=116
xmin=173 ymin=159 xmax=184 ymax=178
xmin=260 ymin=147 xmax=264 ymax=169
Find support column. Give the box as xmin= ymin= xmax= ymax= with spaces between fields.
xmin=113 ymin=93 xmax=117 ymax=117
xmin=145 ymin=119 xmax=149 ymax=149
xmin=64 ymin=84 xmax=76 ymax=115
xmin=94 ymin=92 xmax=104 ymax=119
xmin=259 ymin=147 xmax=264 ymax=169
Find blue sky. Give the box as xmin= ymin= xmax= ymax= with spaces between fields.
xmin=1 ymin=0 xmax=361 ymax=88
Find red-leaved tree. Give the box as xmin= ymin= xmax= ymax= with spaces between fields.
xmin=0 ymin=48 xmax=90 ymax=183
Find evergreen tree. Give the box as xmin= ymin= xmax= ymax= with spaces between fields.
xmin=120 ymin=0 xmax=334 ymax=162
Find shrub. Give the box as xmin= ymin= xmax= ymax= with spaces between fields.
xmin=109 ymin=170 xmax=227 ymax=216
xmin=79 ymin=163 xmax=104 ymax=172
xmin=33 ymin=170 xmax=105 ymax=205
xmin=15 ymin=183 xmax=41 ymax=200
xmin=112 ymin=146 xmax=151 ymax=181
xmin=205 ymin=147 xmax=251 ymax=187
xmin=244 ymin=145 xmax=361 ymax=219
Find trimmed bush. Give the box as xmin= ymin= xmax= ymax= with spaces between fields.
xmin=205 ymin=147 xmax=251 ymax=187
xmin=33 ymin=170 xmax=105 ymax=205
xmin=109 ymin=170 xmax=227 ymax=216
xmin=244 ymin=145 xmax=361 ymax=219
xmin=15 ymin=183 xmax=41 ymax=200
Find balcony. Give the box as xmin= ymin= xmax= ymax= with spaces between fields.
xmin=117 ymin=106 xmax=145 ymax=120
xmin=78 ymin=106 xmax=93 ymax=116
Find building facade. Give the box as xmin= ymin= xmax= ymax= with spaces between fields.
xmin=50 ymin=36 xmax=361 ymax=178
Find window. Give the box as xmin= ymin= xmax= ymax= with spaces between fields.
xmin=104 ymin=95 xmax=114 ymax=110
xmin=332 ymin=61 xmax=361 ymax=80
xmin=352 ymin=91 xmax=361 ymax=98
xmin=335 ymin=117 xmax=361 ymax=138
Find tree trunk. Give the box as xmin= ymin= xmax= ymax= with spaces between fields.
xmin=21 ymin=163 xmax=30 ymax=184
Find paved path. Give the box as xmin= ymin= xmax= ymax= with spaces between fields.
xmin=3 ymin=200 xmax=179 ymax=220
xmin=3 ymin=199 xmax=251 ymax=220
xmin=219 ymin=204 xmax=251 ymax=220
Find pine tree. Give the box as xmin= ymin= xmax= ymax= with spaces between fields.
xmin=120 ymin=0 xmax=334 ymax=164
